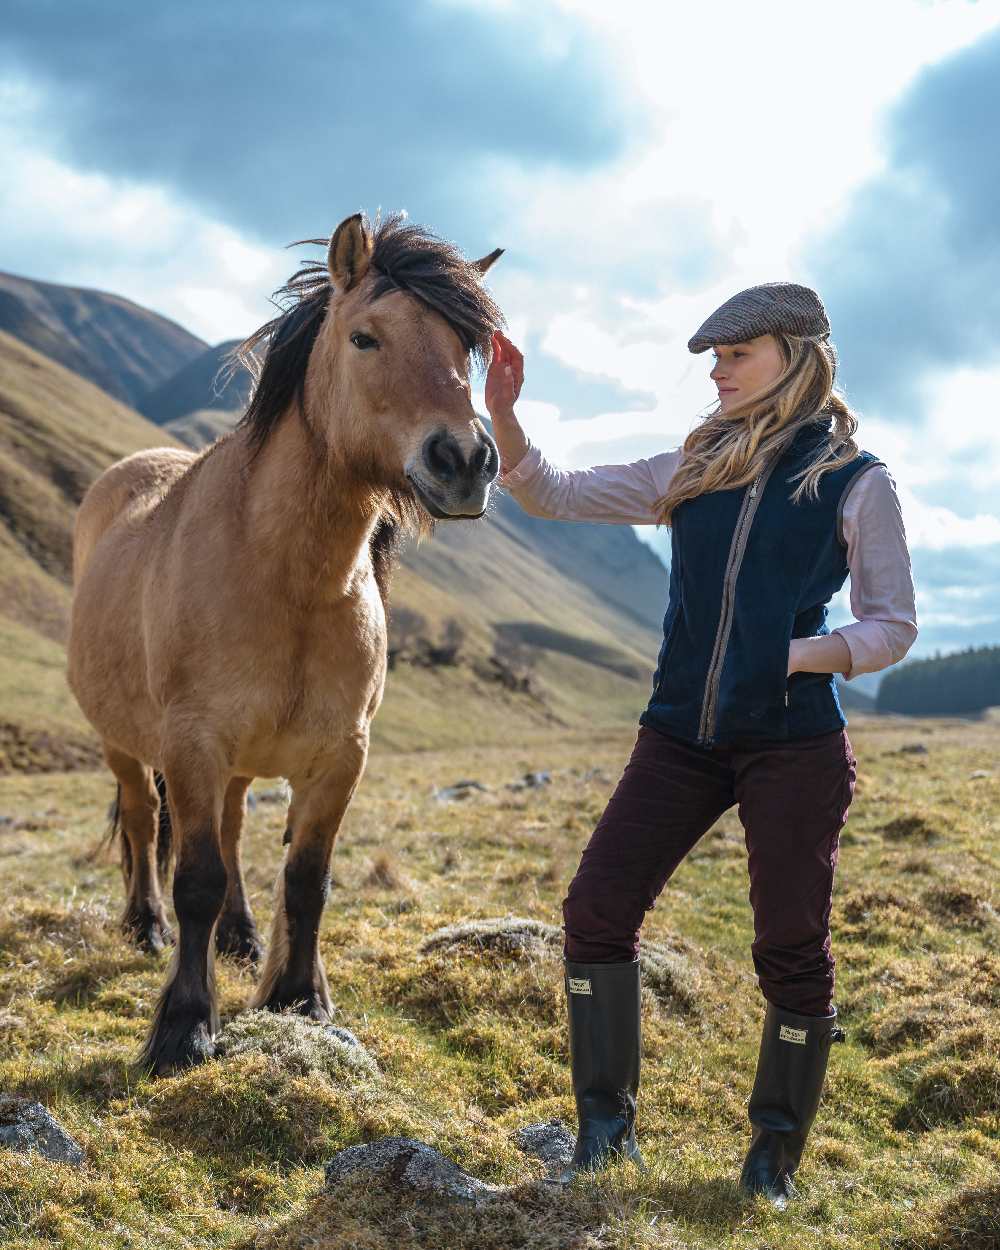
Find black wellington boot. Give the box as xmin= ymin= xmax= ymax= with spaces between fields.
xmin=739 ymin=1001 xmax=846 ymax=1209
xmin=553 ymin=957 xmax=645 ymax=1185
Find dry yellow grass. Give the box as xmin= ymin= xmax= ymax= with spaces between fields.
xmin=0 ymin=711 xmax=998 ymax=1249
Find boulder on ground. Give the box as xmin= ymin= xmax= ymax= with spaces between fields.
xmin=324 ymin=1136 xmax=504 ymax=1203
xmin=0 ymin=1095 xmax=83 ymax=1165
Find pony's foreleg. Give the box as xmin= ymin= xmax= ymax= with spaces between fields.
xmin=251 ymin=735 xmax=368 ymax=1018
xmin=139 ymin=753 xmax=227 ymax=1076
xmin=214 ymin=776 xmax=264 ymax=965
xmin=104 ymin=746 xmax=173 ymax=953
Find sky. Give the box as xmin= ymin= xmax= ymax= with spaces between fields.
xmin=1 ymin=0 xmax=998 ymax=675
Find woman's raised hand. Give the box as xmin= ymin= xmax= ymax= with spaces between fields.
xmin=486 ymin=331 xmax=524 ymax=416
xmin=485 ymin=332 xmax=529 ymax=475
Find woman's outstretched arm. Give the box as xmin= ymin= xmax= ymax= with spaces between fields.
xmin=485 ymin=332 xmax=682 ymax=524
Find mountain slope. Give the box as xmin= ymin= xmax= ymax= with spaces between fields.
xmin=0 ymin=271 xmax=206 ymax=406
xmin=0 ymin=330 xmax=184 ymax=642
xmin=139 ymin=340 xmax=251 ymax=425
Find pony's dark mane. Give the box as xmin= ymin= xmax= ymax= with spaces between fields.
xmin=228 ymin=211 xmax=505 ymax=457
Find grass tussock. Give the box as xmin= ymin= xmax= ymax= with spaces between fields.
xmin=900 ymin=1182 xmax=1000 ymax=1250
xmin=213 ymin=1008 xmax=379 ymax=1080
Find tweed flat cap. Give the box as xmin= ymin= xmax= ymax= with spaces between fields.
xmin=687 ymin=281 xmax=830 ymax=353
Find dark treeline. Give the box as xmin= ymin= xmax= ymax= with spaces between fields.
xmin=877 ymin=643 xmax=1000 ymax=715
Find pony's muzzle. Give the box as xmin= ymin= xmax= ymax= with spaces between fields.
xmin=408 ymin=428 xmax=498 ymax=518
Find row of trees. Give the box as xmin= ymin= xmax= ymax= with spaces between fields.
xmin=877 ymin=643 xmax=1000 ymax=715
xmin=387 ymin=608 xmax=538 ymax=694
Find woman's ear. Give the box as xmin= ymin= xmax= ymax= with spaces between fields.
xmin=328 ymin=213 xmax=373 ymax=292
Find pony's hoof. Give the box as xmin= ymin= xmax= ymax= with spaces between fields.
xmin=215 ymin=913 xmax=264 ymax=965
xmin=123 ymin=908 xmax=174 ymax=954
xmin=141 ymin=1016 xmax=215 ymax=1078
xmin=261 ymin=989 xmax=332 ymax=1022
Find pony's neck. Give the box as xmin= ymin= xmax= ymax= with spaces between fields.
xmin=238 ymin=409 xmax=381 ymax=602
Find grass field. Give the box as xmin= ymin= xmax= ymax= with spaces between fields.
xmin=0 ymin=712 xmax=998 ymax=1249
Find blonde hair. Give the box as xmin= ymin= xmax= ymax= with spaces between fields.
xmin=652 ymin=331 xmax=861 ymax=527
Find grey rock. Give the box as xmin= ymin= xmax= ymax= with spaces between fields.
xmin=897 ymin=743 xmax=928 ymax=755
xmin=324 ymin=1136 xmax=504 ymax=1203
xmin=506 ymin=771 xmax=551 ymax=791
xmin=325 ymin=1024 xmax=365 ymax=1050
xmin=433 ymin=780 xmax=490 ymax=802
xmin=0 ymin=1096 xmax=84 ymax=1166
xmin=969 ymin=769 xmax=993 ymax=779
xmin=253 ymin=780 xmax=292 ymax=804
xmin=515 ymin=1119 xmax=575 ymax=1169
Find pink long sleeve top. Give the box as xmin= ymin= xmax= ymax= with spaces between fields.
xmin=498 ymin=440 xmax=918 ymax=682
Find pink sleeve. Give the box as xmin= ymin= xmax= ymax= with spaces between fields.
xmin=497 ymin=439 xmax=683 ymax=524
xmin=830 ymin=464 xmax=919 ymax=681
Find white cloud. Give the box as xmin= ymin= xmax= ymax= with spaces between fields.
xmin=0 ymin=80 xmax=287 ymax=343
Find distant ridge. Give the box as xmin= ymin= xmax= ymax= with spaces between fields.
xmin=0 ymin=270 xmax=206 ymax=407
xmin=139 ymin=339 xmax=251 ymax=426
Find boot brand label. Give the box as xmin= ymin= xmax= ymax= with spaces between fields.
xmin=568 ymin=978 xmax=592 ymax=995
xmin=779 ymin=1025 xmax=808 ymax=1045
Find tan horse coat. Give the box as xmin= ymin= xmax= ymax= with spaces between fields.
xmin=68 ymin=213 xmax=503 ymax=1072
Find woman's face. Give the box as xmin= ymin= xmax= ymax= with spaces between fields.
xmin=709 ymin=334 xmax=785 ymax=411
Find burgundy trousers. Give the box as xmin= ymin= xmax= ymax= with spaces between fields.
xmin=562 ymin=722 xmax=857 ymax=1016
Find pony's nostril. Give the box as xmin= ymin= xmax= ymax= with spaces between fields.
xmin=423 ymin=431 xmax=463 ymax=482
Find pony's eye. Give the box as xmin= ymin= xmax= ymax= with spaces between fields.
xmin=350 ymin=331 xmax=378 ymax=351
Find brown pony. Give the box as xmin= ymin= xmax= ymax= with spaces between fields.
xmin=67 ymin=212 xmax=504 ymax=1075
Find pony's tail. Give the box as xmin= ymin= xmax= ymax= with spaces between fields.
xmin=93 ymin=772 xmax=173 ymax=888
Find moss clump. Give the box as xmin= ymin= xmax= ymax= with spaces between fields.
xmin=878 ymin=813 xmax=941 ymax=843
xmin=896 ymin=1054 xmax=1000 ymax=1129
xmin=641 ymin=937 xmax=703 ymax=1017
xmin=214 ymin=1009 xmax=379 ymax=1081
xmin=419 ymin=917 xmax=561 ymax=959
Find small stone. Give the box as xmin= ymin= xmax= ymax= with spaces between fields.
xmin=324 ymin=1137 xmax=504 ymax=1203
xmin=969 ymin=770 xmax=993 ymax=779
xmin=515 ymin=1119 xmax=575 ymax=1169
xmin=897 ymin=743 xmax=928 ymax=755
xmin=253 ymin=781 xmax=291 ymax=804
xmin=325 ymin=1024 xmax=364 ymax=1050
xmin=506 ymin=771 xmax=551 ymax=791
xmin=433 ymin=780 xmax=490 ymax=802
xmin=0 ymin=1096 xmax=84 ymax=1166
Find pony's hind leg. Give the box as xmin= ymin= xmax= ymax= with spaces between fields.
xmin=215 ymin=776 xmax=265 ymax=964
xmin=139 ymin=749 xmax=228 ymax=1076
xmin=251 ymin=737 xmax=368 ymax=1018
xmin=104 ymin=745 xmax=173 ymax=953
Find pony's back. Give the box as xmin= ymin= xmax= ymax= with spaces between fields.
xmin=72 ymin=447 xmax=196 ymax=586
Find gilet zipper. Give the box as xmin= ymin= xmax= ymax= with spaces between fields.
xmin=696 ymin=452 xmax=784 ymax=746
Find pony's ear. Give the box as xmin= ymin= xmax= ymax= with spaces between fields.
xmin=328 ymin=213 xmax=373 ymax=292
xmin=473 ymin=247 xmax=504 ymax=275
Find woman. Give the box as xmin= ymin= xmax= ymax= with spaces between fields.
xmin=483 ymin=282 xmax=918 ymax=1207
